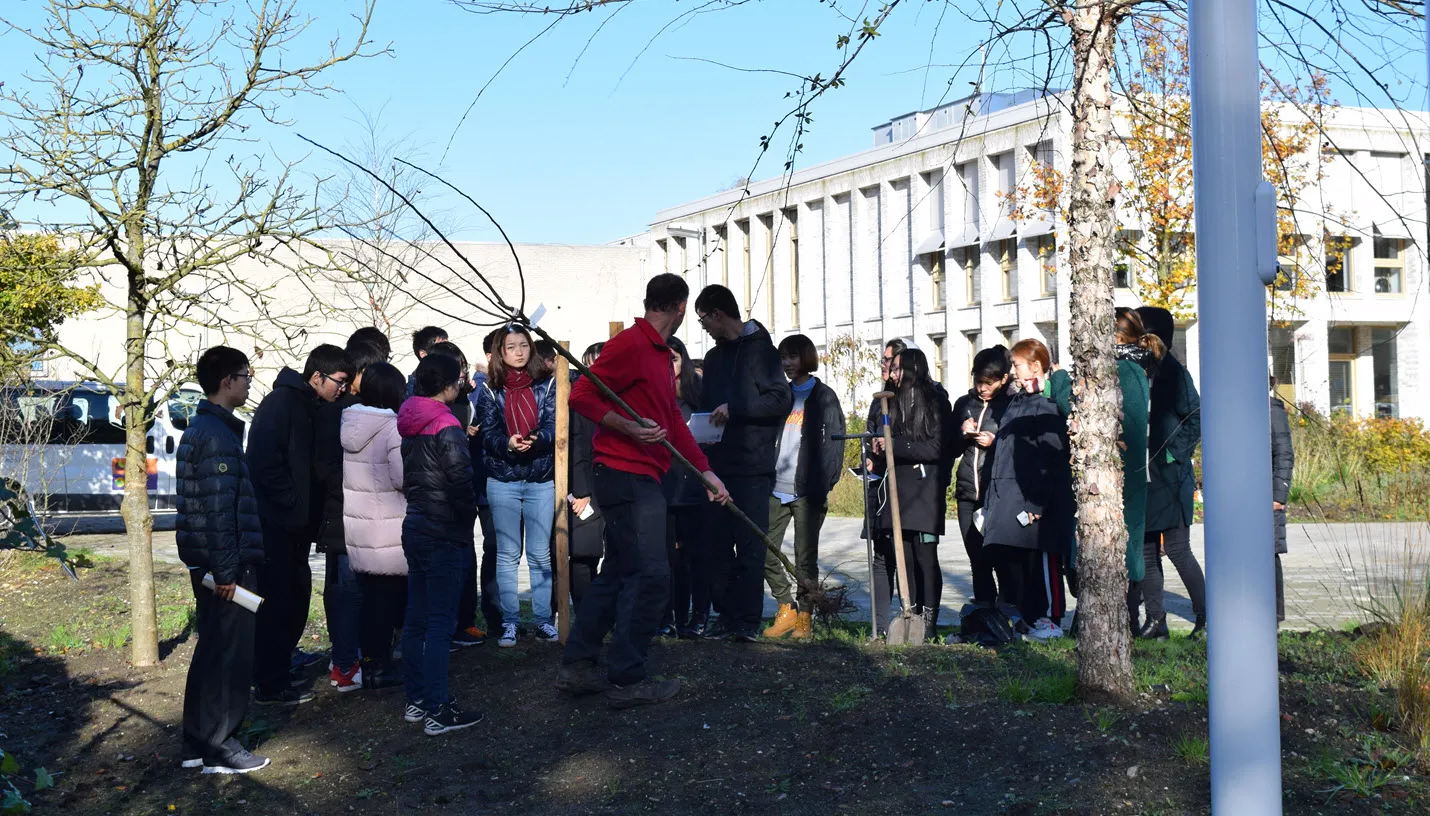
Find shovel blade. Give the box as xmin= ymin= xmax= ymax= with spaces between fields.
xmin=886 ymin=616 xmax=919 ymax=646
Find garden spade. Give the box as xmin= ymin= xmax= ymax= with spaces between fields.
xmin=875 ymin=391 xmax=922 ymax=646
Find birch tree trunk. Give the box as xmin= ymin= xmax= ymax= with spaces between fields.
xmin=1065 ymin=0 xmax=1135 ymax=703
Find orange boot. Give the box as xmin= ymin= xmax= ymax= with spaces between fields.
xmin=792 ymin=610 xmax=814 ymax=640
xmin=763 ymin=604 xmax=799 ymax=639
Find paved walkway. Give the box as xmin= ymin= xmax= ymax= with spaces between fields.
xmin=64 ymin=516 xmax=1429 ymax=632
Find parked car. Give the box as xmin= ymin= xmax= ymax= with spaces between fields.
xmin=0 ymin=381 xmax=208 ymax=516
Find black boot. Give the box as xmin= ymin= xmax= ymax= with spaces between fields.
xmin=921 ymin=606 xmax=939 ymax=641
xmin=1137 ymin=614 xmax=1170 ymax=641
xmin=1189 ymin=615 xmax=1206 ymax=640
xmin=1127 ymin=600 xmax=1142 ymax=638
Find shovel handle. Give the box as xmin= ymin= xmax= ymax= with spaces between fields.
xmin=877 ymin=394 xmax=914 ymax=620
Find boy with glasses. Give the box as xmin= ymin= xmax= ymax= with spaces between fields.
xmin=247 ymin=344 xmax=352 ymax=705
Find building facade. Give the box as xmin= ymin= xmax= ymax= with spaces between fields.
xmin=650 ymin=92 xmax=1430 ymax=421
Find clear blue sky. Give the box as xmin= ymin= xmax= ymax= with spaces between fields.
xmin=1 ymin=0 xmax=1423 ymax=244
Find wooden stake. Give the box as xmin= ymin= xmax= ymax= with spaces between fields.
xmin=553 ymin=340 xmax=572 ymax=643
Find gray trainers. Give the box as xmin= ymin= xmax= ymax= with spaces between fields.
xmin=605 ymin=677 xmax=680 ymax=710
xmin=555 ymin=661 xmax=609 ymax=696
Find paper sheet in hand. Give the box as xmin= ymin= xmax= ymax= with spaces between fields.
xmin=687 ymin=413 xmax=725 ymax=445
xmin=201 ymin=573 xmax=265 ymax=613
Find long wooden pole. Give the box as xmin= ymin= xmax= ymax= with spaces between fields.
xmin=553 ymin=341 xmax=572 ymax=643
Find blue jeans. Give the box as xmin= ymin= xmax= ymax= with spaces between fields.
xmin=487 ymin=479 xmax=556 ymax=625
xmin=323 ymin=552 xmax=362 ymax=669
xmin=401 ymin=541 xmax=463 ymax=708
xmin=562 ymin=466 xmax=669 ymax=685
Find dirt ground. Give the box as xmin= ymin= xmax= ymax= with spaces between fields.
xmin=1 ymin=553 xmax=1425 ymax=816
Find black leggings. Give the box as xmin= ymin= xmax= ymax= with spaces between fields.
xmin=667 ymin=507 xmax=704 ymax=625
xmin=569 ymin=556 xmax=600 ymax=615
xmin=871 ymin=534 xmax=942 ymax=633
xmin=957 ymin=500 xmax=1016 ymax=607
xmin=1134 ymin=526 xmax=1206 ymax=620
xmin=356 ymin=572 xmax=406 ymax=666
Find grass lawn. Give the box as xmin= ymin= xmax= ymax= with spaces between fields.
xmin=1 ymin=550 xmax=1426 ymax=815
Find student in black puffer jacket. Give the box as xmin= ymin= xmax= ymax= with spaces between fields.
xmin=1270 ymin=382 xmax=1295 ymax=623
xmin=951 ymin=346 xmax=1014 ymax=610
xmin=395 ymin=355 xmax=482 ymax=736
xmin=176 ymin=346 xmax=268 ymax=774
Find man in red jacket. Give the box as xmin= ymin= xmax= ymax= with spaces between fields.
xmin=556 ymin=273 xmax=729 ymax=708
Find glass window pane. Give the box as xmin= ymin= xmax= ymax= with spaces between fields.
xmin=1328 ymin=360 xmax=1353 ymax=416
xmin=1269 ymin=326 xmax=1295 ymax=387
xmin=1327 ymin=327 xmax=1355 ymax=356
xmin=1375 ymin=265 xmax=1402 ymax=294
xmin=1372 ymin=328 xmax=1398 ymax=417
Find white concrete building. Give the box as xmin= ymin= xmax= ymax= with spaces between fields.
xmin=650 ymin=92 xmax=1430 ymax=421
xmin=32 ymin=241 xmax=649 ymax=391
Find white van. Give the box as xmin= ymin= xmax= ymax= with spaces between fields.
xmin=0 ymin=381 xmax=206 ymax=515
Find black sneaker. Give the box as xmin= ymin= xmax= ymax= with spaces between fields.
xmin=1137 ymin=614 xmax=1170 ymax=641
xmin=1189 ymin=615 xmax=1207 ymax=640
xmin=450 ymin=626 xmax=485 ymax=650
xmin=288 ymin=668 xmax=310 ymax=688
xmin=202 ymin=748 xmax=271 ymax=775
xmin=701 ymin=620 xmax=735 ymax=641
xmin=181 ymin=737 xmax=203 ymax=769
xmin=365 ymin=667 xmax=403 ymax=691
xmin=731 ymin=626 xmax=759 ymax=643
xmin=290 ymin=648 xmax=324 ymax=670
xmin=677 ymin=617 xmax=707 ymax=640
xmin=255 ymin=687 xmax=315 ymax=706
xmin=555 ymin=661 xmax=609 ymax=696
xmin=403 ymin=702 xmax=427 ymax=723
xmin=606 ymin=678 xmax=681 ymax=709
xmin=424 ymin=702 xmax=483 ymax=735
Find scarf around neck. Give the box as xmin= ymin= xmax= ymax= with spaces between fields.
xmin=1115 ymin=342 xmax=1160 ymax=377
xmin=503 ymin=369 xmax=539 ymax=439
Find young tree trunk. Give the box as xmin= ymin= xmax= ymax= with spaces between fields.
xmin=1066 ymin=0 xmax=1135 ymax=703
xmin=123 ymin=277 xmax=159 ymax=667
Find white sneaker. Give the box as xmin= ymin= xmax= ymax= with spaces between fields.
xmin=1027 ymin=617 xmax=1065 ymax=640
xmin=537 ymin=622 xmax=559 ymax=642
xmin=499 ymin=623 xmax=518 ymax=648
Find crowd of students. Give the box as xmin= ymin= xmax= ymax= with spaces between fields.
xmin=172 ymin=271 xmax=1293 ymax=774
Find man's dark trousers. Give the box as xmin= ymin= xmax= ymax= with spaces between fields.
xmin=457 ymin=505 xmax=498 ymax=631
xmin=253 ymin=524 xmax=312 ymax=694
xmin=562 ymin=465 xmax=668 ymax=685
xmin=705 ymin=474 xmax=773 ymax=632
xmin=184 ymin=565 xmax=257 ymax=761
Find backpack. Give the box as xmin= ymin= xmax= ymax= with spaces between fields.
xmin=957 ymin=604 xmax=1019 ymax=648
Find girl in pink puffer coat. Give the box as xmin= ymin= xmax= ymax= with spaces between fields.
xmin=340 ymin=363 xmax=409 ymax=688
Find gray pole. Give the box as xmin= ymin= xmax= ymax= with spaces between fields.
xmin=1188 ymin=0 xmax=1284 ymax=812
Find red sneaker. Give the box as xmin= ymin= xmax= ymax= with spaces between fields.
xmin=329 ymin=662 xmax=363 ymax=692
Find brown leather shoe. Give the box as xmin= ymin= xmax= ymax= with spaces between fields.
xmin=606 ymin=677 xmax=680 ymax=709
xmin=555 ymin=661 xmax=609 ymax=696
xmin=763 ymin=603 xmax=799 ymax=639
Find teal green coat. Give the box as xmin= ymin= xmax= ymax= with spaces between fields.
xmin=1040 ymin=366 xmax=1148 ymax=581
xmin=1117 ymin=360 xmax=1150 ymax=582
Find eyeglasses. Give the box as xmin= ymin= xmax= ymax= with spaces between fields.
xmin=230 ymin=372 xmax=255 ymax=382
xmin=321 ymin=373 xmax=350 ymax=393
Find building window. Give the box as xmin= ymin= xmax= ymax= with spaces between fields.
xmin=999 ymin=326 xmax=1017 ymax=348
xmin=1328 ymin=326 xmax=1356 ymax=416
xmin=1269 ymin=326 xmax=1296 ymax=405
xmin=656 ymin=238 xmax=668 ymax=274
xmin=957 ymin=161 xmax=979 ymax=236
xmin=715 ymin=225 xmax=729 ymax=286
xmin=1276 ymin=236 xmax=1310 ymax=292
xmin=999 ymin=239 xmax=1016 ymax=301
xmin=786 ymin=208 xmax=800 ymax=327
xmin=956 ymin=247 xmax=980 ymax=306
xmin=760 ymin=213 xmax=775 ymax=326
xmin=930 ymin=334 xmax=947 ymax=385
xmin=964 ymin=331 xmax=979 ymax=385
xmin=1036 ymin=236 xmax=1057 ymax=295
xmin=1372 ymin=327 xmax=1398 ymax=417
xmin=1373 ymin=232 xmax=1405 ymax=294
xmin=1325 ymin=234 xmax=1352 ymax=293
xmin=737 ymin=219 xmax=751 ymax=314
xmin=930 ymin=252 xmax=946 ymax=311
xmin=673 ymin=236 xmax=687 ymax=276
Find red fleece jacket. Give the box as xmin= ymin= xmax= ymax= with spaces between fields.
xmin=569 ymin=318 xmax=710 ymax=482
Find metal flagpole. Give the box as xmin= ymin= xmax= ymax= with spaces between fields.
xmin=1188 ymin=0 xmax=1284 ymax=812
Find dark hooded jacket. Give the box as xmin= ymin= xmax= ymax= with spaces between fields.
xmin=246 ymin=367 xmax=318 ymax=537
xmin=314 ymin=392 xmax=359 ymax=554
xmin=176 ymin=401 xmax=263 ymax=584
xmin=568 ymin=373 xmax=605 ymax=559
xmin=1145 ymin=353 xmax=1202 ymax=532
xmin=398 ymin=396 xmax=478 ymax=545
xmin=873 ymin=382 xmax=952 ymax=535
xmin=981 ymin=384 xmax=1074 ymax=554
xmin=699 ymin=320 xmax=793 ymax=478
xmin=951 ymin=388 xmax=1011 ymax=503
xmin=1271 ymin=395 xmax=1294 ymax=554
